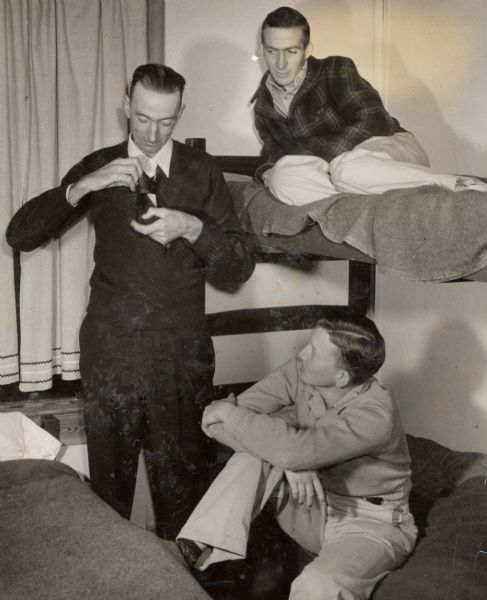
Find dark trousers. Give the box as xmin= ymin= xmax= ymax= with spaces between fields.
xmin=79 ymin=315 xmax=215 ymax=539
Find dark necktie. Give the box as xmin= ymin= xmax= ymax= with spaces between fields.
xmin=135 ymin=166 xmax=166 ymax=223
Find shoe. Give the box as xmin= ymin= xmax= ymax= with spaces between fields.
xmin=194 ymin=559 xmax=251 ymax=593
xmin=177 ymin=538 xmax=202 ymax=567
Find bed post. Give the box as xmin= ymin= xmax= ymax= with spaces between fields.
xmin=348 ymin=261 xmax=376 ymax=317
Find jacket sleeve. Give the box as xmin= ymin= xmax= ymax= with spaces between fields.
xmin=236 ymin=358 xmax=298 ymax=413
xmin=253 ymin=109 xmax=312 ymax=181
xmin=211 ymin=395 xmax=394 ymax=470
xmin=254 ymin=110 xmax=288 ymax=164
xmin=206 ymin=359 xmax=299 ymax=450
xmin=301 ymin=57 xmax=402 ymax=161
xmin=190 ymin=158 xmax=256 ymax=289
xmin=6 ymin=159 xmax=93 ymax=252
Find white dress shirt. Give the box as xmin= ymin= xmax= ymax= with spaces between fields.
xmin=128 ymin=136 xmax=174 ymax=206
xmin=127 ymin=136 xmax=173 ymax=177
xmin=66 ymin=137 xmax=174 ymax=206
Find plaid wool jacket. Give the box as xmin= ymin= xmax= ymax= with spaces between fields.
xmin=252 ymin=55 xmax=405 ymax=165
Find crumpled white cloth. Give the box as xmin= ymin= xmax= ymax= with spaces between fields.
xmin=0 ymin=412 xmax=62 ymax=460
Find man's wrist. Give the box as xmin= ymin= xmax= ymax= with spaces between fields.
xmin=66 ymin=179 xmax=89 ymax=207
xmin=184 ymin=216 xmax=203 ymax=244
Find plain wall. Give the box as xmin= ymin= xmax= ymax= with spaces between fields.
xmin=375 ymin=0 xmax=487 ymax=453
xmin=165 ymin=0 xmax=487 ymax=453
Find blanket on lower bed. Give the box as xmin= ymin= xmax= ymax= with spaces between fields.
xmin=372 ymin=435 xmax=487 ymax=600
xmin=0 ymin=459 xmax=210 ymax=600
xmin=229 ymin=181 xmax=487 ymax=282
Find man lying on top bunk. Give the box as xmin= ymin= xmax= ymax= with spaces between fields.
xmin=252 ymin=6 xmax=487 ymax=206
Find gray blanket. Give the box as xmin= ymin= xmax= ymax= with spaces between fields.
xmin=230 ymin=182 xmax=487 ymax=282
xmin=0 ymin=459 xmax=210 ymax=600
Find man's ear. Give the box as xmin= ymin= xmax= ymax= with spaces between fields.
xmin=305 ymin=42 xmax=313 ymax=59
xmin=123 ymin=94 xmax=130 ymax=120
xmin=335 ymin=369 xmax=351 ymax=389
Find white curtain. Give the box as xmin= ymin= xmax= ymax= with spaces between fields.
xmin=0 ymin=0 xmax=164 ymax=391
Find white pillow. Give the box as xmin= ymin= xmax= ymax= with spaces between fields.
xmin=0 ymin=412 xmax=62 ymax=460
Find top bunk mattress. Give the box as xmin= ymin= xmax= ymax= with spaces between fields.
xmin=225 ymin=177 xmax=487 ymax=283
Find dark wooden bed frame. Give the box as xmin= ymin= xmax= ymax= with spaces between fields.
xmin=208 ymin=153 xmax=376 ymax=398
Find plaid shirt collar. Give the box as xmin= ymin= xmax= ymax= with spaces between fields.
xmin=265 ymin=61 xmax=308 ymax=94
xmin=251 ymin=56 xmax=321 ymax=118
xmin=265 ymin=62 xmax=308 ymax=117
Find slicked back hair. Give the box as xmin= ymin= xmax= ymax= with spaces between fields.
xmin=261 ymin=6 xmax=311 ymax=48
xmin=315 ymin=308 xmax=385 ymax=385
xmin=129 ymin=63 xmax=186 ymax=99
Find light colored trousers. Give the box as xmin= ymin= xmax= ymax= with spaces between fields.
xmin=178 ymin=452 xmax=417 ymax=600
xmin=262 ymin=131 xmax=462 ymax=205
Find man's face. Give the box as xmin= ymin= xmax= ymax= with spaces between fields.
xmin=124 ymin=83 xmax=184 ymax=157
xmin=262 ymin=26 xmax=310 ymax=88
xmin=298 ymin=327 xmax=344 ymax=388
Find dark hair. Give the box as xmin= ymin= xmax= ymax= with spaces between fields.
xmin=315 ymin=308 xmax=385 ymax=385
xmin=129 ymin=63 xmax=186 ymax=99
xmin=261 ymin=6 xmax=310 ymax=48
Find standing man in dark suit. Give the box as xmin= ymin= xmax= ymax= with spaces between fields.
xmin=252 ymin=6 xmax=487 ymax=205
xmin=7 ymin=63 xmax=256 ymax=539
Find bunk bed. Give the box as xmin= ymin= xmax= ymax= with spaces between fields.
xmin=217 ymin=155 xmax=487 ymax=284
xmin=208 ymin=155 xmax=487 ymax=599
xmin=209 ymin=155 xmax=375 ymax=361
xmin=209 ymin=155 xmax=487 ymax=375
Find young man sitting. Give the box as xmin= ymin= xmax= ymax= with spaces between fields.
xmin=177 ymin=307 xmax=417 ymax=600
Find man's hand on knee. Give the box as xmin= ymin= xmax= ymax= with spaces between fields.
xmin=284 ymin=469 xmax=325 ymax=508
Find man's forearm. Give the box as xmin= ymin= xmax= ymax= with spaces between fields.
xmin=206 ymin=423 xmax=249 ymax=453
xmin=6 ymin=186 xmax=85 ymax=252
xmin=215 ymin=401 xmax=393 ymax=471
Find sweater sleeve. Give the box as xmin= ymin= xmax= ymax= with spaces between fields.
xmin=189 ymin=158 xmax=256 ymax=288
xmin=214 ymin=394 xmax=394 ymax=470
xmin=6 ymin=158 xmax=93 ymax=252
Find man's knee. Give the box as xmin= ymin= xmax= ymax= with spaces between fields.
xmin=289 ymin=568 xmax=360 ymax=600
xmin=262 ymin=159 xmax=288 ymax=197
xmin=289 ymin=563 xmax=370 ymax=600
xmin=263 ymin=155 xmax=335 ymax=205
xmin=329 ymin=149 xmax=371 ymax=192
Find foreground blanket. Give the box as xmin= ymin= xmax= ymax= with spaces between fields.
xmin=229 ymin=181 xmax=487 ymax=282
xmin=0 ymin=459 xmax=210 ymax=600
xmin=374 ymin=435 xmax=487 ymax=600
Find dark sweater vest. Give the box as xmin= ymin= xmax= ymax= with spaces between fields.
xmin=88 ymin=146 xmax=209 ymax=330
xmin=7 ymin=140 xmax=254 ymax=332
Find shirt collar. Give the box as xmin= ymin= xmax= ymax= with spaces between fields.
xmin=310 ymin=377 xmax=376 ymax=412
xmin=266 ymin=60 xmax=308 ymax=95
xmin=333 ymin=377 xmax=376 ymax=411
xmin=127 ymin=136 xmax=173 ymax=177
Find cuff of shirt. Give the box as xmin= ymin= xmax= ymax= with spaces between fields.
xmin=65 ymin=183 xmax=73 ymax=204
xmin=190 ymin=221 xmax=219 ymax=255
